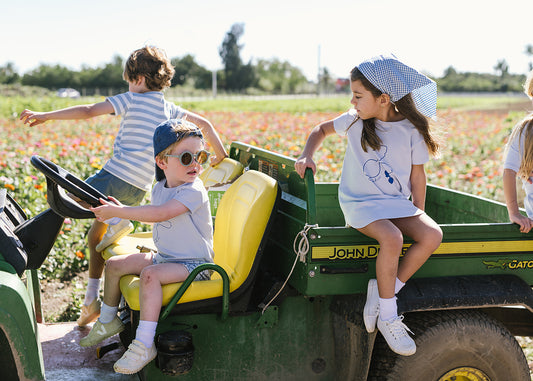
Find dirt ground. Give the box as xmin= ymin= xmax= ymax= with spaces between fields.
xmin=41 ymin=270 xmax=90 ymax=323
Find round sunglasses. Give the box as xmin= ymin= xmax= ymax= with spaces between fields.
xmin=165 ymin=150 xmax=211 ymax=166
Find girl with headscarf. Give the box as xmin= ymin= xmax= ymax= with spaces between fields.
xmin=295 ymin=54 xmax=443 ymax=356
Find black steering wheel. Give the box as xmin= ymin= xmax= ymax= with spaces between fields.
xmin=30 ymin=156 xmax=111 ymax=219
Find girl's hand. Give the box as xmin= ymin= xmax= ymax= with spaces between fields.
xmin=90 ymin=196 xmax=123 ymax=222
xmin=509 ymin=212 xmax=533 ymax=233
xmin=294 ymin=156 xmax=316 ymax=179
xmin=20 ymin=109 xmax=47 ymax=127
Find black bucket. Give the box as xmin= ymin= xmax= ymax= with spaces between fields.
xmin=157 ymin=330 xmax=194 ymax=376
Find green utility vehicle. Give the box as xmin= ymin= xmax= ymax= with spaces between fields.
xmin=1 ymin=141 xmax=533 ymax=381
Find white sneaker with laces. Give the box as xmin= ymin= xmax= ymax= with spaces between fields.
xmin=95 ymin=219 xmax=133 ymax=252
xmin=377 ymin=315 xmax=416 ymax=356
xmin=363 ymin=279 xmax=379 ymax=333
xmin=114 ymin=339 xmax=157 ymax=374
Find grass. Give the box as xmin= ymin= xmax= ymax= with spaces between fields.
xmin=2 ymin=92 xmax=529 ymax=119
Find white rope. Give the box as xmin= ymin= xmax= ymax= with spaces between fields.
xmin=261 ymin=223 xmax=318 ymax=314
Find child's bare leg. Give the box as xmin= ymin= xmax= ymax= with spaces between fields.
xmin=103 ymin=252 xmax=153 ymax=307
xmin=391 ymin=214 xmax=442 ymax=282
xmin=88 ymin=220 xmax=107 ymax=279
xmin=358 ymin=219 xmax=404 ymax=299
xmin=139 ymin=263 xmax=189 ymax=322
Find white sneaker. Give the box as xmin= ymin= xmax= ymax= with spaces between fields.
xmin=377 ymin=315 xmax=416 ymax=356
xmin=363 ymin=279 xmax=379 ymax=333
xmin=113 ymin=339 xmax=157 ymax=374
xmin=95 ymin=219 xmax=133 ymax=252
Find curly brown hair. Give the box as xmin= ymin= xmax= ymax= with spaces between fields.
xmin=123 ymin=46 xmax=175 ymax=91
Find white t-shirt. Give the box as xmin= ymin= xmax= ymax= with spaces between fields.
xmin=104 ymin=92 xmax=184 ymax=191
xmin=503 ymin=130 xmax=533 ymax=217
xmin=152 ymin=177 xmax=214 ymax=262
xmin=333 ymin=109 xmax=429 ymax=228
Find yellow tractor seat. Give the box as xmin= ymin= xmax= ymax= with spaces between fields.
xmin=117 ymin=170 xmax=280 ymax=314
xmin=101 ymin=232 xmax=155 ymax=261
xmin=199 ymin=157 xmax=244 ymax=188
xmin=200 ymin=157 xmax=245 ymax=217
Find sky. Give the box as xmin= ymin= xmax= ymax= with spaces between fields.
xmin=2 ymin=0 xmax=533 ymax=81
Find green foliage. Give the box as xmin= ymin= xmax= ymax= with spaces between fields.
xmin=437 ymin=67 xmax=526 ymax=92
xmin=0 ymin=62 xmax=20 ymax=84
xmin=255 ymin=59 xmax=308 ymax=93
xmin=218 ymin=23 xmax=257 ymax=91
xmin=18 ymin=56 xmax=126 ymax=93
xmin=172 ymin=54 xmax=213 ymax=89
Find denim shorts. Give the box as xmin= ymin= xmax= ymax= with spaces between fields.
xmin=151 ymin=255 xmax=211 ymax=281
xmin=86 ymin=169 xmax=145 ymax=206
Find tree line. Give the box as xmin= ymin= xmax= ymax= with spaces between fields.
xmin=0 ymin=24 xmax=530 ymax=94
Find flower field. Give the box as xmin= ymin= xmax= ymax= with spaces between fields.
xmin=0 ymin=97 xmax=530 ymax=322
xmin=0 ymin=106 xmax=526 ymax=281
xmin=0 ymin=105 xmax=526 ymax=283
xmin=2 ymin=97 xmax=533 ymax=372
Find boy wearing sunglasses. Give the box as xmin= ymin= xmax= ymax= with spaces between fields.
xmin=83 ymin=119 xmax=214 ymax=374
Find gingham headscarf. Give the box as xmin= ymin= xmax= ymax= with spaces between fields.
xmin=358 ymin=54 xmax=437 ymax=119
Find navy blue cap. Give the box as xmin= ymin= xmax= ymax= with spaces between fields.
xmin=153 ymin=119 xmax=203 ymax=181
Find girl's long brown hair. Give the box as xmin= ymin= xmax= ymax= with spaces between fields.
xmin=349 ymin=67 xmax=439 ymax=156
xmin=507 ymin=115 xmax=533 ymax=180
xmin=505 ymin=69 xmax=533 ymax=180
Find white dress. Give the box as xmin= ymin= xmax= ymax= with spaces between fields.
xmin=333 ymin=109 xmax=429 ymax=228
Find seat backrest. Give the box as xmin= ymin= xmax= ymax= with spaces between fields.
xmin=199 ymin=158 xmax=244 ymax=188
xmin=211 ymin=170 xmax=278 ymax=291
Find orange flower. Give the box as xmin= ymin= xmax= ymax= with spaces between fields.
xmin=4 ymin=184 xmax=15 ymax=191
xmin=75 ymin=251 xmax=85 ymax=259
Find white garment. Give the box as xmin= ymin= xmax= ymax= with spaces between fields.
xmin=151 ymin=177 xmax=214 ymax=262
xmin=104 ymin=92 xmax=184 ymax=191
xmin=333 ymin=109 xmax=429 ymax=228
xmin=503 ymin=130 xmax=533 ymax=217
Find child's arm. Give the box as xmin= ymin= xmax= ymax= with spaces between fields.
xmin=183 ymin=111 xmax=228 ymax=166
xmin=410 ymin=164 xmax=427 ymax=211
xmin=20 ymin=101 xmax=114 ymax=127
xmin=503 ymin=168 xmax=533 ymax=233
xmin=295 ymin=120 xmax=335 ymax=178
xmin=91 ymin=196 xmax=189 ymax=224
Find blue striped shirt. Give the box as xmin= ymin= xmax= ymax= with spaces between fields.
xmin=104 ymin=92 xmax=184 ymax=191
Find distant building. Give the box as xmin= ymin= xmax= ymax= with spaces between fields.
xmin=335 ymin=78 xmax=350 ymax=93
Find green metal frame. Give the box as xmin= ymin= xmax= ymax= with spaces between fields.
xmin=160 ymin=263 xmax=230 ymax=321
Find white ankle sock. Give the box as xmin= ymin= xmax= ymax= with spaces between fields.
xmin=135 ymin=320 xmax=158 ymax=348
xmin=98 ymin=303 xmax=118 ymax=324
xmin=379 ymin=297 xmax=398 ymax=321
xmin=84 ymin=278 xmax=101 ymax=305
xmin=394 ymin=278 xmax=405 ymax=294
